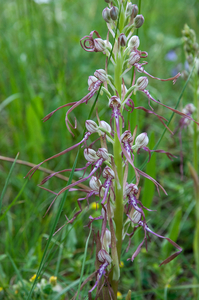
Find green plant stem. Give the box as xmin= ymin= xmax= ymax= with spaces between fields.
xmin=111 ymin=51 xmax=124 ymax=297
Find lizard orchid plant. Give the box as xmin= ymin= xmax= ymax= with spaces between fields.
xmin=26 ymin=1 xmax=199 ymax=299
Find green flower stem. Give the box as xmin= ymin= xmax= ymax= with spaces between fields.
xmin=111 ymin=49 xmax=124 ymax=296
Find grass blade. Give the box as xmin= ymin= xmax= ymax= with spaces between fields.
xmin=0 ymin=179 xmax=28 ymax=222
xmin=76 ymin=224 xmax=92 ymax=300
xmin=0 ymin=152 xmax=19 ymax=214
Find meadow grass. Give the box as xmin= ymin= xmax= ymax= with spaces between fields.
xmin=0 ymin=0 xmax=199 ymax=299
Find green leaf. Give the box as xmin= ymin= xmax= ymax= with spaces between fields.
xmin=162 ymin=207 xmax=182 ymax=257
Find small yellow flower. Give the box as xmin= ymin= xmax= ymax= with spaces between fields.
xmin=29 ymin=274 xmax=37 ymax=282
xmin=166 ymin=283 xmax=171 ymax=288
xmin=119 ymin=261 xmax=124 ymax=268
xmin=15 ymin=290 xmax=18 ymax=294
xmin=0 ymin=287 xmax=3 ymax=292
xmin=91 ymin=202 xmax=100 ymax=210
xmin=49 ymin=276 xmax=57 ymax=286
xmin=117 ymin=291 xmax=122 ymax=299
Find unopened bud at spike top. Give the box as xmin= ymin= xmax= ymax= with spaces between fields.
xmin=104 ymin=0 xmax=110 ymax=3
xmin=110 ymin=6 xmax=119 ymax=21
xmin=132 ymin=4 xmax=139 ymax=18
xmin=126 ymin=3 xmax=138 ymax=18
xmin=85 ymin=120 xmax=98 ymax=133
xmin=96 ymin=148 xmax=109 ymax=160
xmin=89 ymin=176 xmax=102 ymax=191
xmin=136 ymin=77 xmax=148 ymax=91
xmin=128 ymin=35 xmax=140 ymax=50
xmin=118 ymin=33 xmax=127 ymax=47
xmin=128 ymin=51 xmax=140 ymax=65
xmin=94 ymin=69 xmax=107 ymax=82
xmin=84 ymin=148 xmax=98 ymax=163
xmin=102 ymin=7 xmax=111 ymax=23
xmin=102 ymin=166 xmax=115 ymax=179
xmin=135 ymin=132 xmax=149 ymax=148
xmin=134 ymin=14 xmax=144 ymax=28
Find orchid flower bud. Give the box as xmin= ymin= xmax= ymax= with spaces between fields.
xmin=98 ymin=249 xmax=112 ymax=264
xmin=89 ymin=176 xmax=102 ymax=191
xmin=84 ymin=148 xmax=98 ymax=162
xmin=128 ymin=51 xmax=140 ymax=65
xmin=110 ymin=6 xmax=119 ymax=21
xmin=96 ymin=148 xmax=109 ymax=160
xmin=128 ymin=35 xmax=140 ymax=50
xmin=126 ymin=3 xmax=138 ymax=18
xmin=94 ymin=38 xmax=107 ymax=52
xmin=102 ymin=166 xmax=115 ymax=179
xmin=94 ymin=69 xmax=107 ymax=82
xmin=118 ymin=33 xmax=127 ymax=47
xmin=102 ymin=7 xmax=111 ymax=23
xmin=135 ymin=76 xmax=148 ymax=91
xmin=88 ymin=76 xmax=98 ymax=91
xmin=85 ymin=120 xmax=98 ymax=133
xmin=101 ymin=229 xmax=111 ymax=253
xmin=134 ymin=14 xmax=144 ymax=28
xmin=99 ymin=120 xmax=112 ymax=134
xmin=134 ymin=133 xmax=149 ymax=150
xmin=104 ymin=0 xmax=110 ymax=3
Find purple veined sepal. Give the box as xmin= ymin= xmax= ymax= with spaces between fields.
xmin=126 ymin=215 xmax=182 ymax=266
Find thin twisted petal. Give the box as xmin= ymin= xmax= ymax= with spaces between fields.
xmin=65 ymin=80 xmax=102 ymax=135
xmin=135 ymin=105 xmax=173 ymax=134
xmin=142 ymin=89 xmax=199 ymax=127
xmin=26 ymin=132 xmax=91 ymax=179
xmin=56 ymin=158 xmax=104 ymax=196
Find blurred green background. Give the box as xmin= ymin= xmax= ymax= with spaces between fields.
xmin=0 ymin=0 xmax=199 ymax=299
